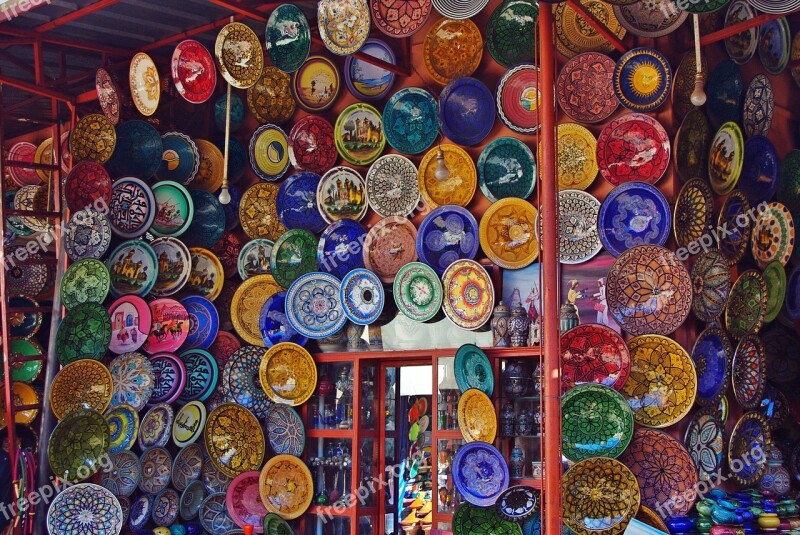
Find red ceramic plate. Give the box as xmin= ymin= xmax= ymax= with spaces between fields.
xmin=171 ymin=39 xmax=217 ymax=104
xmin=557 ymin=52 xmax=619 ymax=123
xmin=95 ymin=67 xmax=121 ymax=125
xmin=288 ymin=115 xmax=337 ymax=174
xmin=371 ymin=0 xmax=432 ymax=37
xmin=496 ymin=65 xmax=541 ymax=134
xmin=560 ymin=323 xmax=631 ymax=392
xmin=64 ymin=161 xmax=113 ymax=213
xmin=8 ymin=142 xmax=40 ymax=187
xmin=142 ymin=298 xmax=190 ymax=354
xmin=597 ymin=113 xmax=671 ymax=186
xmin=225 ymin=471 xmax=268 ymax=532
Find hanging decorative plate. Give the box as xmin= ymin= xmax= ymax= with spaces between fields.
xmin=270 ymin=230 xmax=318 ymax=289
xmin=12 ymin=185 xmax=49 ymax=233
xmin=598 ymin=182 xmax=671 ymax=258
xmin=258 ymin=454 xmax=313 ymax=520
xmin=423 ymin=18 xmax=483 ymax=85
xmin=418 ymin=145 xmax=476 ymax=208
xmin=60 ymin=258 xmax=110 ymax=310
xmin=439 ymin=77 xmax=495 ymax=146
xmin=739 ymin=134 xmax=780 ymax=205
xmin=199 ymin=492 xmax=235 ymax=533
xmin=143 ymin=298 xmax=190 ymax=354
xmin=291 ymin=55 xmax=340 ymax=113
xmin=138 ymin=446 xmax=172 ymax=494
xmin=758 ymin=17 xmax=791 ymax=75
xmin=70 ymin=113 xmax=116 ymax=164
xmin=7 ymin=141 xmax=39 ymax=187
xmin=317 ymin=166 xmax=368 ymax=223
xmin=285 ymin=272 xmax=347 ymax=339
xmin=622 ymin=334 xmax=697 ymax=427
xmin=214 ymin=22 xmax=263 ymax=89
xmin=102 ymin=451 xmax=141 ymax=496
xmin=452 ymin=442 xmax=509 ymax=506
xmin=187 ymin=247 xmax=225 ymax=301
xmin=7 ymin=338 xmax=43 ymax=384
xmin=265 ymin=6 xmax=311 ymax=75
xmin=340 ymin=268 xmax=384 ymax=325
xmin=724 ymin=0 xmax=758 ymax=64
xmin=682 ymin=0 xmax=730 ymax=12
xmin=50 ymin=358 xmax=113 ymax=420
xmin=239 ymin=182 xmax=285 ymax=241
xmin=238 ymin=239 xmax=274 ymax=280
xmin=128 ymin=494 xmax=153 ymax=531
xmin=674 ymin=178 xmax=714 ymax=250
xmin=172 ymin=444 xmax=204 ymax=494
xmin=708 ymin=122 xmax=745 ymax=196
xmin=214 ymin=92 xmax=244 ymax=133
xmin=560 ymin=324 xmax=631 ymax=391
xmin=335 ymin=102 xmax=386 ymax=165
xmin=106 ymin=240 xmax=158 ymax=298
xmin=6 ymin=245 xmax=50 ymax=298
xmin=691 ymin=327 xmax=732 ymax=407
xmin=259 ymin=291 xmax=308 ymax=347
xmin=557 ymin=52 xmax=618 ymax=124
xmin=612 ymin=47 xmax=672 ymax=112
xmin=455 ymin=502 xmax=522 ymax=535
xmin=441 ymin=259 xmax=494 ymax=330
xmin=674 ymin=109 xmax=710 ymax=183
xmin=9 ymin=297 xmax=43 ymax=339
xmin=64 ymin=160 xmax=112 ymax=213
xmin=264 ymin=404 xmax=305 ymax=457
xmin=222 ymin=345 xmax=273 ymax=419
xmin=763 ymin=261 xmax=786 ymax=323
xmin=454 ymin=344 xmax=493 ymax=396
xmin=177 ymin=349 xmax=218 ymax=402
xmin=55 ymin=302 xmax=112 ymax=365
xmin=249 ymin=124 xmax=290 ymax=182
xmin=108 ymin=351 xmax=154 ymax=411
xmin=205 ymin=403 xmax=265 ymax=478
xmin=562 ymin=384 xmax=634 ymax=462
xmin=743 ymin=74 xmax=774 ymax=138
xmin=363 ymin=216 xmax=419 ymax=283
xmin=150 ymin=237 xmax=191 ymax=298
xmin=383 ymin=87 xmax=439 ymax=155
xmin=479 ymin=197 xmax=539 ymax=269
xmin=317 ymin=0 xmax=370 ymax=55
xmin=5 ymin=190 xmax=34 ymax=238
xmin=95 ymin=67 xmax=121 ymax=125
xmin=129 ymin=52 xmax=160 ymax=116
xmin=276 ymin=172 xmax=326 ymax=233
xmin=690 ymin=249 xmax=731 ymax=323
xmin=486 ymin=0 xmax=538 ymax=68
xmin=751 ymin=202 xmax=794 ymax=269
xmin=613 ymin=1 xmax=687 ymax=38
xmin=684 ymin=408 xmax=725 ymax=483
xmin=597 ymin=113 xmax=670 ymax=186
xmin=496 ymin=64 xmax=542 ymax=133
xmin=707 ymin=60 xmax=743 ymax=128
xmin=157 ymin=132 xmax=200 ymax=186
xmin=344 ymin=38 xmax=396 ymax=101
xmin=556 ymin=124 xmax=597 ymax=191
xmin=432 ymin=0 xmax=489 ymax=18
xmin=0 ymin=382 xmax=38 ymax=427
xmin=727 ymin=269 xmax=768 ymax=342
xmin=371 ymin=0 xmax=432 ymax=37
xmin=557 ymin=190 xmax=602 ymax=265
xmin=457 ymin=388 xmax=497 ymax=443
xmin=231 ymin=274 xmax=282 ymax=346
xmin=172 ymin=402 xmax=207 ymax=449
xmin=259 ymin=342 xmax=317 ymax=406
xmin=779 ymin=149 xmax=800 ymax=217
xmin=47 ymin=483 xmax=123 ymax=535
xmin=148 ymin=353 xmax=187 ymax=405
xmin=106 ymin=405 xmax=140 ymax=454
xmin=717 ymin=191 xmax=751 ymax=266
xmin=496 ymin=486 xmax=538 ymax=525
xmin=48 ymin=409 xmax=110 ymax=482
xmin=181 ymin=296 xmax=219 ymax=350
xmin=418 ymin=205 xmax=479 ymax=275
xmin=728 ymin=412 xmax=772 ymax=486
xmin=247 ymin=67 xmax=295 ymax=126
xmin=393 ymin=262 xmax=442 ymax=321
xmin=554 ymin=0 xmax=627 ymax=59
xmin=225 ymin=472 xmax=269 ymax=533
xmin=477 ymin=137 xmax=536 ymax=201
xmin=619 ymin=429 xmax=697 ymax=516
xmin=152 ymin=488 xmax=179 ymax=527
xmin=138 ymin=403 xmax=174 ymax=449
xmin=732 ymin=334 xmax=766 ymax=410
xmin=288 ymin=116 xmax=337 ymax=175
xmin=108 ymin=177 xmax=156 ymax=239
xmin=184 ymin=189 xmax=225 ymax=249
xmin=365 ymin=154 xmax=419 ymax=217
xmin=171 ymin=39 xmax=216 ymax=104
xmin=672 ymin=52 xmax=708 ymax=125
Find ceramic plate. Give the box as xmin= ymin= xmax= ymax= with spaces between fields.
xmin=454 ymin=343 xmax=493 ymax=396
xmin=477 ymin=137 xmax=536 ymax=201
xmin=186 ymin=247 xmax=225 ymax=301
xmin=204 ymin=403 xmax=265 ymax=478
xmin=64 ymin=161 xmax=112 ymax=214
xmin=8 ymin=334 xmax=44 ymax=381
xmin=613 ymin=47 xmax=672 ymax=112
xmin=138 ymin=446 xmax=172 ymax=494
xmin=108 ymin=351 xmax=155 ymax=411
xmin=239 ymin=182 xmax=285 ymax=241
xmin=418 ymin=205 xmax=479 ymax=275
xmin=598 ymin=182 xmax=671 ymax=257
xmin=7 ymin=141 xmax=39 ymax=186
xmin=317 ymin=166 xmax=368 ymax=223
xmin=258 ymin=455 xmax=314 ymax=519
xmin=743 ymin=74 xmax=774 ymax=138
xmin=214 ymin=92 xmax=244 ymax=133
xmin=479 ymin=197 xmax=539 ymax=269
xmin=48 ymin=409 xmax=110 ymax=482
xmin=708 ymin=60 xmax=743 ymax=128
xmin=496 ymin=486 xmax=538 ymax=525
xmin=270 ymin=230 xmax=318 ymax=288
xmin=222 ymin=345 xmax=273 ymax=419
xmin=674 ymin=178 xmax=714 ymax=250
xmin=418 ymin=145 xmax=476 ymax=208
xmin=265 ymin=404 xmax=305 ymax=456
xmin=366 ymin=154 xmax=419 ymax=217
xmin=779 ymin=149 xmax=800 ymax=216
xmin=455 ymin=502 xmax=522 ymax=534
xmin=249 ymin=125 xmax=290 ymax=182
xmin=556 ymin=190 xmax=602 ymax=265
xmin=344 ymin=38 xmax=396 ymax=101
xmin=259 ymin=342 xmax=317 ymax=406
xmin=393 ymin=261 xmax=442 ymax=321
xmin=150 ymin=237 xmax=191 ymax=298
xmin=432 ymin=0 xmax=489 ymax=19
xmin=55 ymin=302 xmax=111 ymax=365
xmin=181 ymin=296 xmax=219 ymax=350
xmin=60 ymin=258 xmax=110 ymax=310
xmin=751 ymin=202 xmax=794 ymax=269
xmin=288 ymin=115 xmax=337 ymax=175
xmin=276 ymin=172 xmax=327 ymax=233
xmin=172 ymin=402 xmax=206 ymax=449
xmin=101 ymin=451 xmax=141 ymax=496
xmin=214 ymin=22 xmax=264 ymax=89
xmin=129 ymin=52 xmax=159 ymax=116
xmin=691 ymin=327 xmax=732 ymax=407
xmin=758 ymin=17 xmax=791 ymax=75
xmin=199 ymin=492 xmax=236 ymax=533
xmin=556 ymin=124 xmax=597 ymax=191
xmin=452 ymin=442 xmax=509 ymax=506
xmin=247 ymin=66 xmax=296 ymax=125
xmin=423 ymin=18 xmax=482 ymax=85
xmin=562 ymin=384 xmax=633 ymax=462
xmin=763 ymin=261 xmax=786 ymax=323
xmin=340 ymin=268 xmax=384 ymax=325
xmin=185 ymin=191 xmax=223 ymax=249
xmin=172 ymin=39 xmax=217 ymax=104
xmin=238 ymin=239 xmax=274 ymax=280
xmin=50 ymin=359 xmax=113 ymax=420
xmin=561 ymin=324 xmax=630 ymax=391
xmin=12 ymin=185 xmax=49 ymax=233
xmin=441 ymin=259 xmax=494 ymax=330
xmin=613 ymin=1 xmax=687 ymax=38
xmin=265 ymin=4 xmax=311 ymax=73
xmin=554 ymin=0 xmax=626 ymax=59
xmin=70 ymin=113 xmax=117 ymax=165
xmin=231 ymin=274 xmax=282 ymax=346
xmin=371 ymin=0 xmax=432 ymax=36
xmin=285 ymin=272 xmax=347 ymax=339
xmin=363 ymin=216 xmax=419 ymax=283
xmin=684 ymin=408 xmax=725 ymax=484
xmin=709 ymin=122 xmax=745 ymax=195
xmin=335 ymin=102 xmax=386 ymax=165
xmin=138 ymin=403 xmax=174 ymax=450
xmin=47 ymin=484 xmax=123 ymax=535
xmin=496 ymin=64 xmax=542 ymax=133
xmin=172 ymin=444 xmax=203 ymax=494
xmin=690 ymin=249 xmax=732 ymax=323
xmin=106 ymin=240 xmax=158 ymax=298
xmin=178 ymin=349 xmax=218 ymax=403
xmin=148 ymin=353 xmax=187 ymax=405
xmin=672 ymin=52 xmax=708 ymax=125
xmin=725 ymin=269 xmax=768 ymax=339
xmin=109 ymin=177 xmax=155 ymax=239
xmin=457 ymin=388 xmax=497 ymax=443
xmin=724 ymin=0 xmax=758 ymax=64
xmin=107 ymin=120 xmax=163 ymax=180
xmin=439 ymin=77 xmax=495 ymax=146
xmin=150 ymin=181 xmax=194 ymax=237
xmin=106 ymin=405 xmax=140 ymax=454
xmin=597 ymin=113 xmax=670 ymax=186
xmin=292 ymin=55 xmax=340 ymax=112
xmin=225 ymin=471 xmax=268 ymax=532
xmin=152 ymin=488 xmax=179 ymax=527
xmin=259 ymin=290 xmax=308 ymax=347
xmin=0 ymin=382 xmax=38 ymax=428
xmin=317 ymin=0 xmax=370 ymax=55
xmin=143 ymin=298 xmax=190 ymax=354
xmin=486 ymin=0 xmax=538 ymax=68
xmin=6 ymin=245 xmax=51 ymax=297
xmin=717 ymin=191 xmax=752 ymax=266
xmin=383 ymin=87 xmax=439 ymax=155
xmin=728 ymin=412 xmax=772 ymax=486
xmin=673 ymin=109 xmax=710 ymax=182
xmin=95 ymin=67 xmax=120 ymax=125
xmin=557 ymin=52 xmax=618 ymax=123
xmin=732 ymin=334 xmax=766 ymax=410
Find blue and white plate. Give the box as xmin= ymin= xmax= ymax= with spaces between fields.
xmin=691 ymin=327 xmax=732 ymax=407
xmin=185 ymin=190 xmax=225 ymax=249
xmin=180 ymin=296 xmax=219 ymax=350
xmin=439 ymin=77 xmax=495 ymax=146
xmin=739 ymin=136 xmax=779 ymax=204
xmin=259 ymin=290 xmax=308 ymax=347
xmin=109 ymin=177 xmax=156 ymax=239
xmin=47 ymin=483 xmax=123 ymax=535
xmin=214 ymin=92 xmax=244 ymax=133
xmin=344 ymin=38 xmax=396 ymax=101
xmin=743 ymin=74 xmax=774 ymax=138
xmin=383 ymin=87 xmax=439 ymax=155
xmin=105 ymin=404 xmax=140 ymax=453
xmin=317 ymin=219 xmax=367 ymax=280
xmin=340 ymin=268 xmax=385 ymax=325
xmin=452 ymin=442 xmax=509 ymax=507
xmin=222 ymin=345 xmax=272 ymax=419
xmin=107 ymin=120 xmax=163 ymax=179
xmin=286 ymin=272 xmax=346 ymax=339
xmin=598 ymin=182 xmax=671 ymax=257
xmin=127 ymin=492 xmax=153 ymax=531
xmin=416 ymin=205 xmax=479 ymax=275
xmin=177 ymin=349 xmax=218 ymax=403
xmin=276 ymin=172 xmax=327 ymax=234
xmin=265 ymin=403 xmax=305 ymax=456
xmin=758 ymin=16 xmax=790 ymax=75
xmin=707 ymin=59 xmax=743 ymax=128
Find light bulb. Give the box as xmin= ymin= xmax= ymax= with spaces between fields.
xmin=434 ymin=148 xmax=450 ymax=181
xmin=691 ymin=72 xmax=707 ymax=107
xmin=218 ymin=186 xmax=231 ymax=205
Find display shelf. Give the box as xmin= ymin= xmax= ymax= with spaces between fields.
xmin=307 ymin=429 xmax=354 ymax=439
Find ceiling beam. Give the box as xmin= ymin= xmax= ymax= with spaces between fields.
xmin=204 ymin=0 xmax=269 ymax=23
xmin=0 ymin=24 xmax=131 ymax=56
xmin=0 ymin=73 xmax=74 ymax=103
xmin=33 ymin=0 xmax=126 ymax=33
xmin=0 ymin=0 xmax=52 ymax=24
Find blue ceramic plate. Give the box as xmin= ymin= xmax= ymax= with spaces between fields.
xmin=157 ymin=132 xmax=200 ymax=185
xmin=259 ymin=290 xmax=308 ymax=347
xmin=47 ymin=484 xmax=124 ymax=535
xmin=344 ymin=38 xmax=396 ymax=101
xmin=106 ymin=240 xmax=159 ymax=297
xmin=286 ymin=272 xmax=347 ymax=339
xmin=276 ymin=172 xmax=327 ymax=234
xmin=439 ymin=77 xmax=495 ymax=146
xmin=106 ymin=404 xmax=139 ymax=453
xmin=148 ymin=353 xmax=187 ymax=405
xmin=215 ymin=136 xmax=246 ymax=183
xmin=177 ymin=349 xmax=218 ymax=403
xmin=786 ymin=265 xmax=800 ymax=320
xmin=317 ymin=219 xmax=367 ymax=280
xmin=739 ymin=136 xmax=779 ymax=204
xmin=598 ymin=182 xmax=671 ymax=257
xmin=109 ymin=177 xmax=156 ymax=239
xmin=613 ymin=47 xmax=671 ymax=113
xmin=221 ymin=183 xmax=242 ymax=230
xmin=691 ymin=327 xmax=732 ymax=407
xmin=128 ymin=492 xmax=153 ymax=531
xmin=180 ymin=296 xmax=219 ymax=350
xmin=707 ymin=59 xmax=743 ymax=128
xmin=383 ymin=87 xmax=439 ymax=155
xmin=214 ymin=92 xmax=244 ymax=133
xmin=340 ymin=268 xmax=385 ymax=325
xmin=758 ymin=17 xmax=790 ymax=75
xmin=107 ymin=120 xmax=163 ymax=179
xmin=416 ymin=205 xmax=479 ymax=275
xmin=452 ymin=442 xmax=509 ymax=507
xmin=185 ymin=190 xmax=225 ymax=249
xmin=454 ymin=344 xmax=494 ymax=396
xmin=222 ymin=345 xmax=272 ymax=419
xmin=743 ymin=74 xmax=774 ymax=138
xmin=477 ymin=137 xmax=537 ymax=202
xmin=265 ymin=403 xmax=305 ymax=456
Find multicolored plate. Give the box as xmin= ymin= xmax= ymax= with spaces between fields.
xmin=288 ymin=115 xmax=338 ymax=175
xmin=199 ymin=492 xmax=235 ymax=532
xmin=109 ymin=177 xmax=156 ymax=239
xmin=751 ymin=202 xmax=794 ymax=269
xmin=318 ymin=219 xmax=367 ymax=278
xmin=150 ymin=181 xmax=194 ymax=237
xmin=558 ymin=190 xmax=602 ymax=265
xmin=690 ymin=249 xmax=732 ymax=323
xmin=291 ymin=55 xmax=340 ymax=112
xmin=560 ymin=324 xmax=630 ymax=391
xmin=335 ymin=102 xmax=386 ymax=165
xmin=204 ymin=403 xmax=265 ymax=478
xmin=440 ymin=77 xmax=495 ymax=146
xmin=457 ymin=388 xmax=497 ymax=443
xmin=187 ymin=247 xmax=225 ymax=301
xmin=47 ymin=409 xmax=109 ymax=482
xmin=259 ymin=290 xmax=308 ymax=347
xmin=758 ymin=17 xmax=791 ymax=75
xmin=496 ymin=486 xmax=538 ymax=525
xmin=455 ymin=502 xmax=522 ymax=535
xmin=317 ymin=0 xmax=370 ymax=55
xmin=724 ymin=0 xmax=758 ymax=65
xmin=743 ymin=74 xmax=774 ymax=138
xmin=138 ymin=446 xmax=172 ymax=494
xmin=184 ymin=193 xmax=225 ymax=252
xmin=597 ymin=113 xmax=670 ymax=186
xmin=285 ymin=272 xmax=347 ymax=339
xmin=393 ymin=262 xmax=442 ymax=321
xmin=383 ymin=87 xmax=439 ymax=155
xmin=270 ymin=229 xmax=318 ymax=289
xmin=238 ymin=239 xmax=273 ymax=280
xmin=556 ymin=123 xmax=597 ymax=191
xmin=173 ymin=402 xmax=206 ymax=449
xmin=231 ymin=274 xmax=282 ymax=346
xmin=707 ymin=59 xmax=743 ymax=127
xmin=106 ymin=405 xmax=140 ymax=454
xmin=148 ymin=353 xmax=187 ymax=405
xmin=258 ymin=454 xmax=314 ymax=519
xmin=8 ymin=296 xmax=42 ymax=341
xmin=226 ymin=471 xmax=268 ymax=532
xmin=763 ymin=261 xmax=786 ymax=323
xmin=239 ymin=182 xmax=285 ymax=240
xmin=486 ymin=0 xmax=538 ymax=68
xmin=441 ymin=259 xmax=494 ymax=330
xmin=214 ymin=22 xmax=264 ymax=89
xmin=365 ymin=154 xmax=419 ymax=217
xmin=557 ymin=52 xmax=618 ymax=124
xmin=340 ymin=268 xmax=384 ymax=325
xmin=106 ymin=240 xmax=158 ymax=298
xmin=452 ymin=442 xmax=509 ymax=506
xmin=60 ymin=258 xmax=110 ymax=310
xmin=717 ymin=191 xmax=752 ymax=266
xmin=423 ymin=18 xmax=482 ymax=85
xmin=276 ymin=172 xmax=327 ymax=233
xmin=223 ymin=346 xmax=273 ymax=419
xmin=50 ymin=358 xmax=113 ymax=420
xmin=139 ymin=403 xmax=174 ymax=449
xmin=47 ymin=484 xmax=123 ymax=535
xmin=181 ymin=296 xmax=219 ymax=350
xmin=265 ymin=4 xmax=311 ymax=73
xmin=554 ymin=0 xmax=627 ymax=58
xmin=674 ymin=109 xmax=710 ymax=182
xmin=709 ymin=122 xmax=745 ymax=196
xmin=64 ymin=161 xmax=112 ymax=214
xmin=95 ymin=67 xmax=121 ymax=125
xmin=55 ymin=302 xmax=112 ymax=365
xmin=108 ymin=351 xmax=154 ymax=413
xmin=177 ymin=349 xmax=218 ymax=402
xmin=496 ymin=64 xmax=542 ymax=133
xmin=477 ymin=137 xmax=536 ymax=201
xmin=728 ymin=412 xmax=772 ymax=486
xmin=613 ymin=47 xmax=672 ymax=112
xmin=370 ymin=0 xmax=432 ymax=37
xmin=561 ymin=384 xmax=634 ymax=462
xmin=479 ymin=197 xmax=539 ymax=269
xmin=418 ymin=205 xmax=479 ymax=275
xmin=129 ymin=52 xmax=160 ymax=116
xmin=732 ymin=334 xmax=766 ymax=410
xmin=249 ymin=125 xmax=290 ymax=182
xmin=264 ymin=404 xmax=305 ymax=456
xmin=598 ymin=182 xmax=671 ymax=257
xmin=691 ymin=327 xmax=732 ymax=407
xmin=418 ymin=145 xmax=476 ymax=208
xmin=725 ymin=269 xmax=768 ymax=339
xmin=101 ymin=451 xmax=141 ymax=496
xmin=364 ymin=216 xmax=419 ymax=283
xmin=613 ymin=1 xmax=688 ymax=38
xmin=318 ymin=166 xmax=368 ymax=223
xmin=70 ymin=113 xmax=116 ymax=164
xmin=684 ymin=408 xmax=725 ymax=484
xmin=151 ymin=237 xmax=191 ymax=298
xmin=259 ymin=342 xmax=317 ymax=406
xmin=171 ymin=39 xmax=217 ymax=104
xmin=143 ymin=298 xmax=190 ymax=354
xmin=344 ymin=38 xmax=396 ymax=101
xmin=674 ymin=178 xmax=714 ymax=249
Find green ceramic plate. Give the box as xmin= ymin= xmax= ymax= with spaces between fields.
xmin=453 ymin=502 xmax=522 ymax=535
xmin=486 ymin=0 xmax=539 ymax=68
xmin=454 ymin=344 xmax=494 ymax=396
xmin=393 ymin=262 xmax=442 ymax=322
xmin=151 ymin=181 xmax=194 ymax=237
xmin=7 ymin=338 xmax=44 ymax=383
xmin=763 ymin=261 xmax=786 ymax=323
xmin=477 ymin=137 xmax=537 ymax=202
xmin=60 ymin=258 xmax=110 ymax=310
xmin=562 ymin=384 xmax=634 ymax=462
xmin=269 ymin=229 xmax=319 ymax=289
xmin=709 ymin=121 xmax=744 ymax=196
xmin=55 ymin=302 xmax=112 ymax=365
xmin=334 ymin=103 xmax=385 ymax=166
xmin=48 ymin=409 xmax=110 ymax=482
xmin=265 ymin=4 xmax=311 ymax=73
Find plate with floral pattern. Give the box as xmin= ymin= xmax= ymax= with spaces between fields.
xmin=138 ymin=403 xmax=174 ymax=450
xmin=60 ymin=258 xmax=110 ymax=310
xmin=690 ymin=249 xmax=732 ymax=323
xmin=204 ymin=403 xmax=265 ymax=478
xmin=597 ymin=113 xmax=670 ymax=186
xmin=264 ymin=403 xmax=305 ymax=456
xmin=317 ymin=0 xmax=371 ymax=55
xmin=286 ymin=272 xmax=347 ymax=339
xmin=48 ymin=409 xmax=110 ymax=482
xmin=452 ymin=442 xmax=509 ymax=506
xmin=674 ymin=178 xmax=714 ymax=249
xmin=561 ymin=384 xmax=634 ymax=462
xmin=558 ymin=190 xmax=601 ymax=265
xmin=732 ymin=334 xmax=766 ymax=410
xmin=64 ymin=160 xmax=113 ymax=214
xmin=65 ymin=209 xmax=113 ymax=261
xmin=258 ymin=455 xmax=314 ymax=519
xmin=393 ymin=262 xmax=442 ymax=321
xmin=457 ymin=388 xmax=497 ymax=443
xmin=751 ymin=202 xmax=794 ymax=269
xmin=50 ymin=358 xmax=113 ymax=420
xmin=370 ymin=0 xmax=432 ymax=37
xmin=684 ymin=408 xmax=725 ymax=483
xmin=454 ymin=343 xmax=494 ymax=396
xmin=442 ymin=259 xmax=494 ymax=330
xmin=129 ymin=52 xmax=160 ymax=116
xmin=725 ymin=269 xmax=768 ymax=339
xmin=455 ymin=502 xmax=522 ymax=534
xmin=557 ymin=52 xmax=618 ymax=124
xmin=231 ymin=274 xmax=282 ymax=346
xmin=96 ymin=65 xmax=121 ymax=122
xmin=47 ymin=483 xmax=123 ymax=535
xmin=239 ymin=182 xmax=285 ymax=240
xmin=248 ymin=66 xmax=296 ymax=124
xmin=108 ymin=351 xmax=154 ymax=411
xmin=55 ymin=302 xmax=112 ymax=365
xmin=138 ymin=446 xmax=172 ymax=494
xmin=70 ymin=113 xmax=116 ymax=164
xmin=383 ymin=87 xmax=439 ymax=155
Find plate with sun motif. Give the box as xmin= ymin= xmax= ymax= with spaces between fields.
xmin=709 ymin=122 xmax=745 ymax=196
xmin=441 ymin=259 xmax=495 ymax=330
xmin=728 ymin=412 xmax=772 ymax=486
xmin=751 ymin=202 xmax=794 ymax=269
xmin=684 ymin=408 xmax=725 ymax=483
xmin=725 ymin=269 xmax=768 ymax=339
xmin=204 ymin=403 xmax=265 ymax=478
xmin=674 ymin=109 xmax=710 ymax=182
xmin=393 ymin=262 xmax=442 ymax=321
xmin=717 ymin=191 xmax=751 ymax=266
xmin=613 ymin=1 xmax=688 ymax=38
xmin=317 ymin=0 xmax=371 ymax=55
xmin=259 ymin=342 xmax=317 ymax=406
xmin=423 ymin=18 xmax=483 ymax=85
xmin=214 ymin=22 xmax=264 ymax=89
xmin=597 ymin=113 xmax=670 ymax=186
xmin=613 ymin=47 xmax=672 ymax=112
xmin=554 ymin=0 xmax=627 ymax=59
xmin=674 ymin=178 xmax=714 ymax=249
xmin=691 ymin=327 xmax=732 ymax=407
xmin=418 ymin=144 xmax=476 ymax=208
xmin=231 ymin=274 xmax=282 ymax=346
xmin=690 ymin=249 xmax=732 ymax=323
xmin=457 ymin=388 xmax=497 ymax=444
xmin=762 ymin=261 xmax=786 ymax=323
xmin=129 ymin=52 xmax=160 ymax=116
xmin=623 ymin=334 xmax=697 ymax=428
xmin=562 ymin=384 xmax=634 ymax=462
xmin=258 ymin=454 xmax=314 ymax=519
xmin=479 ymin=197 xmax=539 ymax=269
xmin=732 ymin=334 xmax=766 ymax=410
xmin=556 ymin=124 xmax=597 ymax=191
xmin=50 ymin=359 xmax=113 ymax=420
xmin=557 ymin=52 xmax=618 ymax=124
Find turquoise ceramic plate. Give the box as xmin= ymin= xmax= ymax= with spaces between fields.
xmin=454 ymin=344 xmax=494 ymax=396
xmin=477 ymin=137 xmax=536 ymax=202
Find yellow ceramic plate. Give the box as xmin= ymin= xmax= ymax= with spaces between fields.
xmin=34 ymin=137 xmax=54 ymax=183
xmin=423 ymin=18 xmax=483 ymax=85
xmin=557 ymin=123 xmax=598 ymax=191
xmin=49 ymin=359 xmax=113 ymax=420
xmin=70 ymin=113 xmax=116 ymax=164
xmin=418 ymin=145 xmax=477 ymax=208
xmin=231 ymin=274 xmax=282 ymax=346
xmin=0 ymin=382 xmax=39 ymax=427
xmin=292 ymin=55 xmax=341 ymax=112
xmin=192 ymin=139 xmax=224 ymax=193
xmin=247 ymin=66 xmax=296 ymax=124
xmin=249 ymin=125 xmax=290 ymax=181
xmin=214 ymin=22 xmax=264 ymax=89
xmin=554 ymin=0 xmax=627 ymax=59
xmin=239 ymin=182 xmax=285 ymax=240
xmin=129 ymin=52 xmax=160 ymax=116
xmin=457 ymin=388 xmax=497 ymax=443
xmin=441 ymin=259 xmax=495 ymax=330
xmin=259 ymin=342 xmax=317 ymax=406
xmin=259 ymin=454 xmax=314 ymax=519
xmin=479 ymin=197 xmax=539 ymax=269
xmin=317 ymin=0 xmax=371 ymax=56
xmin=187 ymin=247 xmax=225 ymax=301
xmin=204 ymin=402 xmax=265 ymax=478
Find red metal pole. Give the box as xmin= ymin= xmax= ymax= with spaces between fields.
xmin=538 ymin=6 xmax=563 ymax=535
xmin=564 ymin=0 xmax=627 ymax=53
xmin=699 ymin=12 xmax=787 ymax=46
xmin=0 ymin=74 xmax=74 ymax=103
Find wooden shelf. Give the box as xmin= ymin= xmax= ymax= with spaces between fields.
xmin=510 ymin=478 xmax=543 ymax=489
xmin=313 ymin=346 xmax=542 ymax=361
xmin=306 ymin=504 xmax=355 ymax=517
